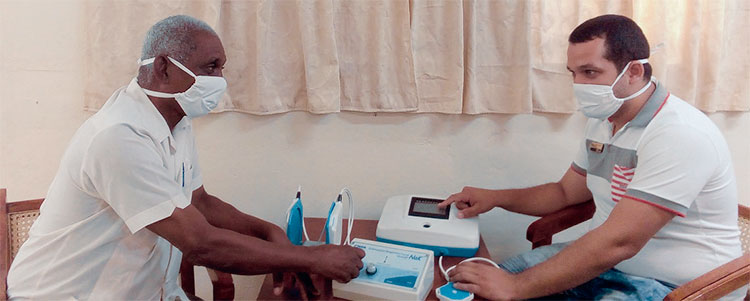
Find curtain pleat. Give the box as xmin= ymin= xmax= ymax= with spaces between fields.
xmin=411 ymin=0 xmax=464 ymax=113
xmin=82 ymin=0 xmax=750 ymax=115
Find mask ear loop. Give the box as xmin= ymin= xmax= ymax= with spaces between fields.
xmin=137 ymin=57 xmax=197 ymax=78
xmin=166 ymin=57 xmax=198 ymax=78
xmin=612 ymin=58 xmax=648 ymax=88
xmin=138 ymin=58 xmax=155 ymax=65
xmin=137 ymin=58 xmax=179 ymax=98
xmin=611 ymin=58 xmax=652 ymax=102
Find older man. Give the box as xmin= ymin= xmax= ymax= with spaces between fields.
xmin=7 ymin=15 xmax=363 ymax=300
xmin=441 ymin=15 xmax=744 ymax=300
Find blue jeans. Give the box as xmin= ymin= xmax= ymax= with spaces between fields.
xmin=499 ymin=242 xmax=677 ymax=300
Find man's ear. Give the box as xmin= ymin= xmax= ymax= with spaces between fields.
xmin=627 ymin=62 xmax=646 ymax=84
xmin=152 ymin=55 xmax=170 ymax=83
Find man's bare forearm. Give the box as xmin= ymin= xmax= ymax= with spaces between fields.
xmin=495 ymin=167 xmax=591 ymax=216
xmin=495 ymin=183 xmax=573 ymax=216
xmin=184 ymin=226 xmax=313 ymax=275
xmin=198 ymin=193 xmax=277 ymax=239
xmin=508 ymin=198 xmax=674 ymax=299
xmin=511 ymin=227 xmax=634 ymax=298
xmin=191 ymin=187 xmax=279 ymax=240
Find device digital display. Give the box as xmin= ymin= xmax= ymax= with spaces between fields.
xmin=408 ymin=197 xmax=449 ymax=219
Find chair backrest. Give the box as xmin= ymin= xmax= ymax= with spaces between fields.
xmin=736 ymin=205 xmax=749 ymax=301
xmin=739 ymin=205 xmax=749 ymax=255
xmin=0 ymin=188 xmax=44 ymax=301
xmin=739 ymin=205 xmax=749 ymax=301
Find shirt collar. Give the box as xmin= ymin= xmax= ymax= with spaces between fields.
xmin=125 ymin=78 xmax=175 ymax=149
xmin=628 ymin=80 xmax=669 ymax=127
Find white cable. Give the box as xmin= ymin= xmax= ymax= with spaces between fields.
xmin=438 ymin=256 xmax=500 ymax=281
xmin=439 ymin=255 xmax=449 ymax=281
xmin=302 ymin=218 xmax=310 ymax=241
xmin=287 ymin=185 xmax=310 ymax=241
xmin=297 ymin=185 xmax=310 ymax=242
xmin=339 ymin=188 xmax=355 ymax=245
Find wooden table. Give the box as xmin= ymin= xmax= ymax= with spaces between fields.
xmin=257 ymin=218 xmax=490 ymax=300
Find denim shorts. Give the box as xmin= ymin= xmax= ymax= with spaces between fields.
xmin=499 ymin=242 xmax=677 ymax=300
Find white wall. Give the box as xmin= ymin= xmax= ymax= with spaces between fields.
xmin=2 ymin=1 xmax=749 ymax=299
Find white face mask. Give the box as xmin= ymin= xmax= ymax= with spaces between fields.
xmin=573 ymin=58 xmax=652 ymax=120
xmin=139 ymin=57 xmax=227 ymax=118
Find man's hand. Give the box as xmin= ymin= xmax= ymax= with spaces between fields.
xmin=449 ymin=261 xmax=518 ymax=301
xmin=266 ymin=227 xmax=318 ymax=298
xmin=272 ymin=271 xmax=317 ymax=300
xmin=308 ymin=245 xmax=365 ymax=283
xmin=439 ymin=186 xmax=499 ymax=218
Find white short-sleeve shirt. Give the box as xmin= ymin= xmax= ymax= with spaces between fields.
xmin=571 ymin=82 xmax=743 ymax=288
xmin=7 ymin=78 xmax=202 ymax=300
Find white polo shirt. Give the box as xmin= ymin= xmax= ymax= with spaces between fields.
xmin=7 ymin=78 xmax=201 ymax=300
xmin=571 ymin=82 xmax=743 ymax=288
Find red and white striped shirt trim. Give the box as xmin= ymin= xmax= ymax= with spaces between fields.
xmin=611 ymin=164 xmax=634 ymax=202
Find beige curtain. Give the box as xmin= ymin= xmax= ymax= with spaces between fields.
xmin=82 ymin=0 xmax=750 ymax=115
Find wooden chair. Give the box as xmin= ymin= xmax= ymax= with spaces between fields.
xmin=0 ymin=188 xmax=235 ymax=300
xmin=0 ymin=188 xmax=43 ymax=301
xmin=526 ymin=199 xmax=750 ymax=300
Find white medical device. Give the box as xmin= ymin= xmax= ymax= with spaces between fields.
xmin=376 ymin=195 xmax=479 ymax=257
xmin=435 ymin=256 xmax=500 ymax=301
xmin=333 ymin=238 xmax=435 ymax=300
xmin=284 ymin=187 xmax=354 ymax=246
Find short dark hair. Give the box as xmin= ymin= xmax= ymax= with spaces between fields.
xmin=569 ymin=14 xmax=652 ymax=80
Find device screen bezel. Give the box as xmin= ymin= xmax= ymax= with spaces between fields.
xmin=408 ymin=197 xmax=450 ymax=219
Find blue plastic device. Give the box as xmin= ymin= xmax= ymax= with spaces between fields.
xmin=435 ymin=282 xmax=473 ymax=301
xmin=285 ymin=188 xmax=343 ymax=246
xmin=323 ymin=200 xmax=342 ymax=244
xmin=286 ymin=195 xmax=305 ymax=245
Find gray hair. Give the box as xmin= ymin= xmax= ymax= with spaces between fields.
xmin=138 ymin=15 xmax=216 ymax=85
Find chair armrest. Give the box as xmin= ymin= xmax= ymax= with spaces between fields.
xmin=526 ymin=200 xmax=595 ymax=249
xmin=664 ymin=254 xmax=750 ymax=301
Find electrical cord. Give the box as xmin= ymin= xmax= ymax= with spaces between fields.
xmin=438 ymin=256 xmax=500 ymax=282
xmin=296 ymin=185 xmax=311 ymax=242
xmin=339 ymin=187 xmax=355 ymax=246
xmin=313 ymin=188 xmax=354 ymax=245
xmin=298 ymin=186 xmax=355 ymax=245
